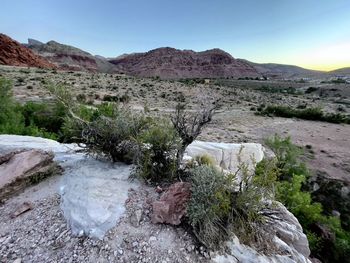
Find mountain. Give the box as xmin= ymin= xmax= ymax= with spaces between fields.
xmin=109 ymin=47 xmax=259 ymax=79
xmin=328 ymin=67 xmax=350 ymax=76
xmin=26 ymin=39 xmax=118 ymax=73
xmin=243 ymin=61 xmax=325 ymax=79
xmin=0 ymin=34 xmax=56 ymax=69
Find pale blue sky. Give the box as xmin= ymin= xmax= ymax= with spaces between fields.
xmin=1 ymin=0 xmax=349 ymax=70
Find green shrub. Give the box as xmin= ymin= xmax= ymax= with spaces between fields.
xmin=264 ymin=135 xmax=350 ymax=261
xmin=187 ymin=165 xmax=234 ymax=249
xmin=134 ymin=120 xmax=181 ymax=183
xmin=187 ymin=160 xmax=274 ymax=250
xmin=0 ymin=77 xmax=60 ymax=139
xmin=258 ymin=105 xmax=350 ymax=124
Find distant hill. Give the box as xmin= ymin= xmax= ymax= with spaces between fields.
xmin=0 ymin=34 xmax=56 ymax=69
xmin=108 ymin=47 xmax=259 ymax=79
xmin=243 ymin=60 xmax=325 ymax=79
xmin=1 ymin=33 xmax=349 ymax=79
xmin=25 ymin=39 xmax=118 ymax=73
xmin=328 ymin=67 xmax=350 ymax=76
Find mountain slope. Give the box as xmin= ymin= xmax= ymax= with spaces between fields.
xmin=109 ymin=47 xmax=259 ymax=79
xmin=26 ymin=39 xmax=117 ymax=73
xmin=0 ymin=34 xmax=56 ymax=69
xmin=243 ymin=60 xmax=325 ymax=79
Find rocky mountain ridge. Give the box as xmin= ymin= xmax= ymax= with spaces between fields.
xmin=109 ymin=47 xmax=260 ymax=79
xmin=0 ymin=34 xmax=56 ymax=69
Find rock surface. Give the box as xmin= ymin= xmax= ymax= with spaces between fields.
xmin=60 ymin=159 xmax=138 ymax=239
xmin=0 ymin=149 xmax=58 ymax=201
xmin=152 ymin=182 xmax=191 ymax=225
xmin=185 ymin=140 xmax=265 ymax=175
xmin=0 ymin=135 xmax=138 ymax=239
xmin=0 ymin=34 xmax=56 ymax=69
xmin=109 ymin=47 xmax=259 ymax=79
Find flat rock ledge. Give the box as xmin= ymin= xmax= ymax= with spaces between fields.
xmin=0 ymin=149 xmax=60 ymax=201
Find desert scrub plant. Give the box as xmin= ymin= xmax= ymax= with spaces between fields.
xmin=186 ymin=154 xmax=216 ymax=168
xmin=134 ymin=120 xmax=181 ymax=183
xmin=187 ymin=165 xmax=234 ymax=249
xmin=264 ymin=135 xmax=350 ymax=262
xmin=187 ymin=160 xmax=274 ymax=251
xmin=171 ymin=96 xmax=220 ymax=168
xmin=48 ymin=83 xmax=149 ymax=162
xmin=258 ymin=105 xmax=350 ymax=124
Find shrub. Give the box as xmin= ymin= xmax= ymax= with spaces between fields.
xmin=264 ymin=135 xmax=350 ymax=262
xmin=258 ymin=105 xmax=350 ymax=124
xmin=187 ymin=165 xmax=234 ymax=249
xmin=134 ymin=120 xmax=181 ymax=183
xmin=187 ymin=157 xmax=275 ymax=250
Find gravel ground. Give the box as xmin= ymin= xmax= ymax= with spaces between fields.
xmin=0 ymin=177 xmax=210 ymax=263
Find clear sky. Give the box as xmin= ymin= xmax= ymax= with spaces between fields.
xmin=1 ymin=0 xmax=349 ymax=71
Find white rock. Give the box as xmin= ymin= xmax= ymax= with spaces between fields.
xmin=185 ymin=140 xmax=264 ymax=175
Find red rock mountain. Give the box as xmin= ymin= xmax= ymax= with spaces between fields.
xmin=109 ymin=47 xmax=259 ymax=79
xmin=0 ymin=34 xmax=56 ymax=69
xmin=26 ymin=39 xmax=117 ymax=73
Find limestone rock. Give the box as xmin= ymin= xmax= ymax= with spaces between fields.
xmin=0 ymin=149 xmax=59 ymax=200
xmin=152 ymin=182 xmax=191 ymax=225
xmin=185 ymin=141 xmax=265 ymax=180
xmin=60 ymin=159 xmax=139 ymax=239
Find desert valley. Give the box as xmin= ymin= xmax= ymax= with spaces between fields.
xmin=0 ymin=22 xmax=349 ymax=263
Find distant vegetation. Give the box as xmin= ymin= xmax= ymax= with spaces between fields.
xmin=257 ymin=104 xmax=350 ymax=124
xmin=0 ymin=77 xmax=66 ymax=140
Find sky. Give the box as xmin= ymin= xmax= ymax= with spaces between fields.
xmin=1 ymin=0 xmax=349 ymax=71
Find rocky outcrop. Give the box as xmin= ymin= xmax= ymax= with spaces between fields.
xmin=0 ymin=34 xmax=56 ymax=69
xmin=26 ymin=39 xmax=118 ymax=73
xmin=185 ymin=141 xmax=265 ymax=177
xmin=151 ymin=182 xmax=191 ymax=225
xmin=0 ymin=135 xmax=138 ymax=239
xmin=0 ymin=149 xmax=59 ymax=201
xmin=109 ymin=47 xmax=259 ymax=79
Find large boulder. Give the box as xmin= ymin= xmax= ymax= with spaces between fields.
xmin=185 ymin=141 xmax=265 ymax=178
xmin=152 ymin=182 xmax=191 ymax=225
xmin=0 ymin=149 xmax=59 ymax=201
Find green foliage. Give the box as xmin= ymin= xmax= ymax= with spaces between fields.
xmin=135 ymin=120 xmax=181 ymax=183
xmin=0 ymin=77 xmax=60 ymax=139
xmin=264 ymin=135 xmax=350 ymax=262
xmin=187 ymin=158 xmax=274 ymax=250
xmin=265 ymin=135 xmax=309 ymax=180
xmin=276 ymin=174 xmax=323 ymax=227
xmin=187 ymin=165 xmax=234 ymax=249
xmin=259 ymin=105 xmax=350 ymax=124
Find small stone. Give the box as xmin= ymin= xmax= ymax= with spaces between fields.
xmin=149 ymin=236 xmax=157 ymax=242
xmin=13 ymin=259 xmax=22 ymax=263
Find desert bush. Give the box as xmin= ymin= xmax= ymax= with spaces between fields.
xmin=187 ymin=165 xmax=235 ymax=249
xmin=171 ymin=98 xmax=219 ymax=167
xmin=134 ymin=120 xmax=181 ymax=183
xmin=187 ymin=154 xmax=216 ymax=168
xmin=187 ymin=156 xmax=275 ymax=250
xmin=265 ymin=135 xmax=309 ymax=180
xmin=264 ymin=135 xmax=350 ymax=262
xmin=258 ymin=105 xmax=350 ymax=124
